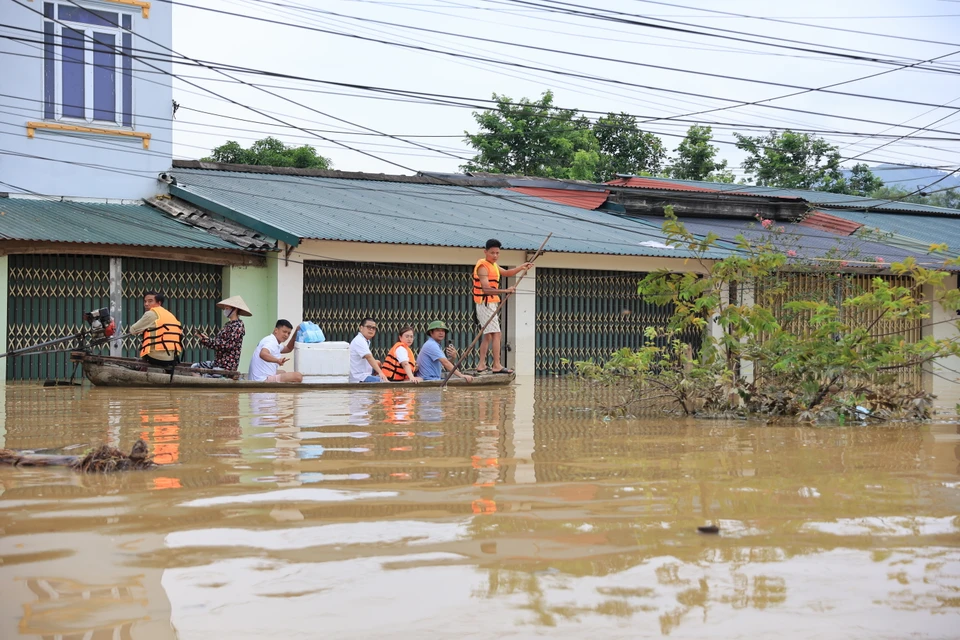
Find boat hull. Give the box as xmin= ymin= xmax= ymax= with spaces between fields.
xmin=77 ymin=355 xmax=514 ymax=389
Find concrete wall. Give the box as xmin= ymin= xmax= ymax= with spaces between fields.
xmin=294 ymin=240 xmax=711 ymax=377
xmin=224 ymin=262 xmax=275 ymax=375
xmin=0 ymin=0 xmax=172 ymax=199
xmin=922 ymin=274 xmax=960 ymax=413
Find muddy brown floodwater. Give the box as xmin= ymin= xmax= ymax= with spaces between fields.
xmin=0 ymin=379 xmax=958 ymax=639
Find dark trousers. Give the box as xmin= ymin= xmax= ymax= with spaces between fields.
xmin=142 ymin=354 xmax=180 ymax=368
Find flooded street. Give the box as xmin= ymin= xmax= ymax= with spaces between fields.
xmin=0 ymin=380 xmax=958 ymax=639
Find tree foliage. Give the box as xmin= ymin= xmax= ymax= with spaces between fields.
xmin=593 ymin=112 xmax=666 ymax=181
xmin=574 ymin=209 xmax=960 ymax=423
xmin=462 ymin=94 xmax=665 ymax=181
xmin=846 ymin=162 xmax=885 ymax=197
xmin=668 ymin=125 xmax=734 ymax=182
xmin=734 ymin=130 xmax=847 ymax=191
xmin=734 ymin=130 xmax=887 ymax=196
xmin=462 ymin=91 xmax=598 ymax=179
xmin=203 ymin=137 xmax=331 ymax=169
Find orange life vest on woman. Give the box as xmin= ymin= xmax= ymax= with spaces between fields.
xmin=139 ymin=306 xmax=184 ymax=358
xmin=472 ymin=259 xmax=501 ymax=304
xmin=381 ymin=341 xmax=416 ymax=381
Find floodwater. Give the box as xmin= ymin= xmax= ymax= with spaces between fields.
xmin=0 ymin=380 xmax=958 ymax=640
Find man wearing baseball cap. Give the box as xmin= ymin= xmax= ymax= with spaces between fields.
xmin=416 ymin=320 xmax=474 ymax=383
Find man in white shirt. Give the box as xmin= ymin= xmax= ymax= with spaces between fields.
xmin=349 ymin=318 xmax=388 ymax=383
xmin=248 ymin=319 xmax=304 ymax=383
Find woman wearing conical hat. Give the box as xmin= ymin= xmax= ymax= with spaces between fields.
xmin=193 ymin=295 xmax=252 ymax=374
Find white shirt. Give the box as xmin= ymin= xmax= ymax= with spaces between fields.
xmin=395 ymin=345 xmax=410 ymax=363
xmin=349 ymin=333 xmax=373 ymax=382
xmin=248 ymin=334 xmax=281 ymax=381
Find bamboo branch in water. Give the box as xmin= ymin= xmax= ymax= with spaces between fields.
xmin=0 ymin=440 xmax=155 ymax=472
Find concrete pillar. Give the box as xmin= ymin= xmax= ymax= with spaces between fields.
xmin=0 ymin=254 xmax=6 ymax=383
xmin=109 ymin=257 xmax=123 ymax=357
xmin=739 ymin=280 xmax=755 ymax=383
xmin=506 ymin=265 xmax=536 ymax=377
xmin=274 ymin=244 xmax=304 ymax=330
xmin=922 ymin=275 xmax=960 ymax=412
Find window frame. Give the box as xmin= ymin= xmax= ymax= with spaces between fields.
xmin=43 ymin=1 xmax=135 ymax=129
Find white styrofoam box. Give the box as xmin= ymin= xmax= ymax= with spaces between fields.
xmin=294 ymin=341 xmax=351 ymax=378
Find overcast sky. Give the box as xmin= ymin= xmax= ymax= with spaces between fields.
xmin=170 ymin=0 xmax=960 ymax=182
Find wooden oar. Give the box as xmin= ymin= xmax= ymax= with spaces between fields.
xmin=442 ymin=233 xmax=552 ymax=388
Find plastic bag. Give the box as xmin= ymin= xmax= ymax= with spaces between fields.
xmin=297 ymin=321 xmax=325 ymax=343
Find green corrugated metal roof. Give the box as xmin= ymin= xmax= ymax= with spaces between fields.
xmin=169 ymin=168 xmax=731 ymax=259
xmin=612 ymin=175 xmax=960 ymax=216
xmin=826 ymin=210 xmax=960 ymax=259
xmin=0 ymin=198 xmax=242 ymax=250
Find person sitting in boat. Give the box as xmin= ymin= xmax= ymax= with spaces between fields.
xmin=192 ymin=295 xmax=251 ymax=375
xmin=350 ymin=318 xmax=389 ymax=383
xmin=129 ymin=291 xmax=183 ymax=368
xmin=381 ymin=325 xmax=422 ymax=383
xmin=247 ymin=319 xmax=303 ymax=383
xmin=416 ymin=320 xmax=473 ymax=383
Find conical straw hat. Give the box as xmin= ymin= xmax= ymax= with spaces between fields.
xmin=217 ymin=295 xmax=252 ymax=317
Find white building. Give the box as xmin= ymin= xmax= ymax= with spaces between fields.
xmin=0 ymin=0 xmax=173 ymax=199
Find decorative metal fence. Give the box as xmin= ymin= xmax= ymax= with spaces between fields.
xmin=120 ymin=258 xmax=223 ymax=363
xmin=6 ymin=254 xmax=111 ymax=380
xmin=755 ymin=272 xmax=923 ymax=388
xmin=5 ymin=255 xmax=222 ymax=380
xmin=303 ymin=261 xmax=492 ymax=370
xmin=535 ymin=268 xmax=700 ymax=375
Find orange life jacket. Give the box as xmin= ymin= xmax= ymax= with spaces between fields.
xmin=381 ymin=341 xmax=416 ymax=382
xmin=473 ymin=259 xmax=501 ymax=304
xmin=139 ymin=306 xmax=183 ymax=358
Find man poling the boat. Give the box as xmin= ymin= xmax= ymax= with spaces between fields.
xmin=129 ymin=291 xmax=183 ymax=368
xmin=473 ymin=239 xmax=534 ymax=375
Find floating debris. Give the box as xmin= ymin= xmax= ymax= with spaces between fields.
xmin=697 ymin=524 xmax=720 ymax=534
xmin=0 ymin=439 xmax=155 ymax=473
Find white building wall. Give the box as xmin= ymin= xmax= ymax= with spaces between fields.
xmin=0 ymin=0 xmax=172 ymax=199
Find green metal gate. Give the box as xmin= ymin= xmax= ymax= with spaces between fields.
xmin=303 ymin=261 xmax=493 ymax=370
xmin=536 ymin=267 xmax=698 ymax=375
xmin=6 ymin=255 xmax=111 ymax=381
xmin=6 ymin=255 xmax=223 ymax=380
xmin=120 ymin=258 xmax=223 ymax=363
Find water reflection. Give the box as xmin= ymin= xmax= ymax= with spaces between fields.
xmin=0 ymin=380 xmax=958 ymax=639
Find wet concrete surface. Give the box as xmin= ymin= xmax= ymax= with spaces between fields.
xmin=0 ymin=379 xmax=958 ymax=639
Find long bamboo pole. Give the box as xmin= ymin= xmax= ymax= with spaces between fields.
xmin=442 ymin=233 xmax=552 ymax=388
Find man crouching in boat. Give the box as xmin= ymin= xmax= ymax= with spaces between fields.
xmin=416 ymin=320 xmax=473 ymax=383
xmin=248 ymin=319 xmax=303 ymax=383
xmin=192 ymin=295 xmax=250 ymax=376
xmin=129 ymin=291 xmax=183 ymax=368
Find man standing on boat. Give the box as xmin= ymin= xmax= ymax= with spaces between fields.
xmin=129 ymin=291 xmax=183 ymax=367
xmin=473 ymin=239 xmax=533 ymax=375
xmin=193 ymin=295 xmax=250 ymax=374
xmin=417 ymin=321 xmax=474 ymax=383
xmin=248 ymin=320 xmax=303 ymax=383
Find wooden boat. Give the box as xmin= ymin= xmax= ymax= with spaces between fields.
xmin=71 ymin=352 xmax=515 ymax=389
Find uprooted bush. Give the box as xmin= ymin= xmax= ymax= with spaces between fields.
xmin=574 ymin=210 xmax=960 ymax=424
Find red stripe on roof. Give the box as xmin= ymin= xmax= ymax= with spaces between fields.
xmin=508 ymin=186 xmax=609 ymax=210
xmin=799 ymin=211 xmax=863 ymax=236
xmin=605 ymin=177 xmax=721 ymax=192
